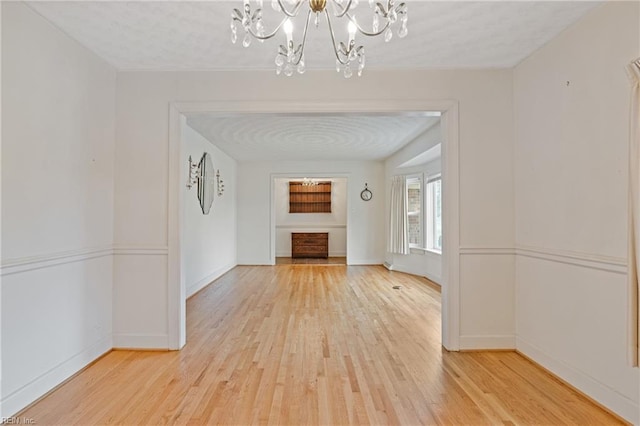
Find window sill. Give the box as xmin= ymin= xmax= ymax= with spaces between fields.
xmin=426 ymin=248 xmax=442 ymax=255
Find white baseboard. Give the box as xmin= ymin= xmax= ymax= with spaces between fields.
xmin=186 ymin=262 xmax=236 ymax=298
xmin=347 ymin=259 xmax=384 ymax=265
xmin=517 ymin=337 xmax=638 ymax=424
xmin=112 ymin=333 xmax=169 ymax=349
xmin=389 ymin=263 xmax=442 ymax=285
xmin=0 ymin=335 xmax=112 ymax=417
xmin=459 ymin=334 xmax=515 ymax=350
xmin=423 ymin=271 xmax=442 ymax=285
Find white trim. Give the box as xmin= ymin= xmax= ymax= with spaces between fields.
xmin=459 ymin=247 xmax=516 ymax=256
xmin=459 ymin=334 xmax=516 ymax=350
xmin=517 ymin=337 xmax=638 ymax=424
xmin=1 ymin=247 xmax=112 ymax=276
xmin=388 ymin=263 xmax=442 ymax=285
xmin=275 ymin=224 xmax=347 ymax=229
xmin=0 ymin=335 xmax=111 ymax=417
xmin=440 ymin=103 xmax=460 ymax=351
xmin=457 ymin=246 xmax=625 ymax=274
xmin=347 ymin=259 xmax=385 ymax=265
xmin=1 ymin=245 xmax=171 ymax=277
xmin=112 ymin=246 xmax=168 ymax=256
xmin=168 ymin=99 xmax=461 ymax=355
xmin=423 ymin=270 xmax=442 ymax=285
xmin=112 ymin=333 xmax=169 ymax=349
xmin=409 ymin=247 xmax=427 ymax=254
xmin=516 ymin=245 xmax=626 ymax=274
xmin=186 ymin=263 xmax=236 ymax=298
xmin=167 ymin=107 xmax=186 ymax=350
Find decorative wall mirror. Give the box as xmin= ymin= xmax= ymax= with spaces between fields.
xmin=198 ymin=152 xmax=215 ymax=214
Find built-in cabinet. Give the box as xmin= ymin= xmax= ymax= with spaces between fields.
xmin=289 ymin=181 xmax=332 ymax=213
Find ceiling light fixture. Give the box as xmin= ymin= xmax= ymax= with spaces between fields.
xmin=231 ymin=0 xmax=408 ymax=78
xmin=302 ymin=177 xmax=319 ymax=186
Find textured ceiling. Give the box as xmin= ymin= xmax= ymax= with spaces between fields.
xmin=185 ymin=114 xmax=440 ymax=161
xmin=26 ymin=1 xmax=600 ymax=70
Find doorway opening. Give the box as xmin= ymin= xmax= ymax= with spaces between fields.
xmin=168 ymin=101 xmax=460 ymax=352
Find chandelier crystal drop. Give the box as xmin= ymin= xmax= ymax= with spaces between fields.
xmin=230 ymin=0 xmax=408 ymax=78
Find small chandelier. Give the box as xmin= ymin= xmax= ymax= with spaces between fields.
xmin=302 ymin=177 xmax=319 ymax=186
xmin=231 ymin=0 xmax=408 ymax=78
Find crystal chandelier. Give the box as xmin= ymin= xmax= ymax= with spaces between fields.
xmin=230 ymin=0 xmax=408 ymax=78
xmin=302 ymin=177 xmax=319 ymax=186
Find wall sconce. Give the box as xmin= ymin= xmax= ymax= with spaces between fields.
xmin=186 ymin=155 xmax=201 ymax=190
xmin=216 ymin=169 xmax=225 ymax=196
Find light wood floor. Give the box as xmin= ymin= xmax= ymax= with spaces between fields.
xmin=21 ymin=265 xmax=623 ymax=425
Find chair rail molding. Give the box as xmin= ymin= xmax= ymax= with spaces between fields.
xmin=1 ymin=245 xmax=170 ymax=277
xmin=1 ymin=246 xmax=113 ymax=276
xmin=515 ymin=245 xmax=626 ymax=275
xmin=112 ymin=246 xmax=169 ymax=256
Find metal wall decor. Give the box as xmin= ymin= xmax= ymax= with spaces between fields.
xmin=216 ymin=169 xmax=225 ymax=196
xmin=186 ymin=153 xmax=216 ymax=214
xmin=198 ymin=153 xmax=215 ymax=214
xmin=186 ymin=155 xmax=201 ymax=190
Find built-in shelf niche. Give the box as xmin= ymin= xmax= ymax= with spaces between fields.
xmin=289 ymin=181 xmax=332 ymax=213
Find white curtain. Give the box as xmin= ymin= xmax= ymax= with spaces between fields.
xmin=627 ymin=58 xmax=640 ymax=367
xmin=388 ymin=175 xmax=409 ymax=255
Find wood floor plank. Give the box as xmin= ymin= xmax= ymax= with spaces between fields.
xmin=19 ymin=265 xmax=626 ymax=425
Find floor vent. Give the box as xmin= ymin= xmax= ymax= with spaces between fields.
xmin=383 ymin=262 xmax=394 ymax=271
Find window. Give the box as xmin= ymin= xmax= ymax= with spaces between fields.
xmin=406 ymin=176 xmax=423 ymax=248
xmin=426 ymin=176 xmax=442 ymax=253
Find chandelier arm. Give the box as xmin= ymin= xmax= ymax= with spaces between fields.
xmin=246 ymin=17 xmax=288 ymax=40
xmin=276 ymin=0 xmax=305 ymax=18
xmin=329 ymin=0 xmax=354 ymax=18
xmin=346 ymin=12 xmax=390 ymax=36
xmin=324 ymin=10 xmax=349 ymax=65
xmin=292 ymin=10 xmax=312 ymax=65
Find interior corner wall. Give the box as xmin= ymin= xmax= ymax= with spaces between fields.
xmin=384 ymin=123 xmax=443 ymax=284
xmin=513 ymin=2 xmax=640 ymax=422
xmin=183 ymin=124 xmax=237 ymax=297
xmin=1 ymin=2 xmax=116 ymax=416
xmin=274 ymin=177 xmax=347 ymax=258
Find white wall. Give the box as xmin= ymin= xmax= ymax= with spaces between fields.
xmin=275 ymin=177 xmax=347 ymax=257
xmin=385 ymin=124 xmax=443 ymax=283
xmin=514 ymin=2 xmax=640 ymax=422
xmin=115 ymin=68 xmax=514 ymax=351
xmin=0 ymin=2 xmax=4 ymax=415
xmin=183 ymin=124 xmax=237 ymax=297
xmin=1 ymin=2 xmax=116 ymax=416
